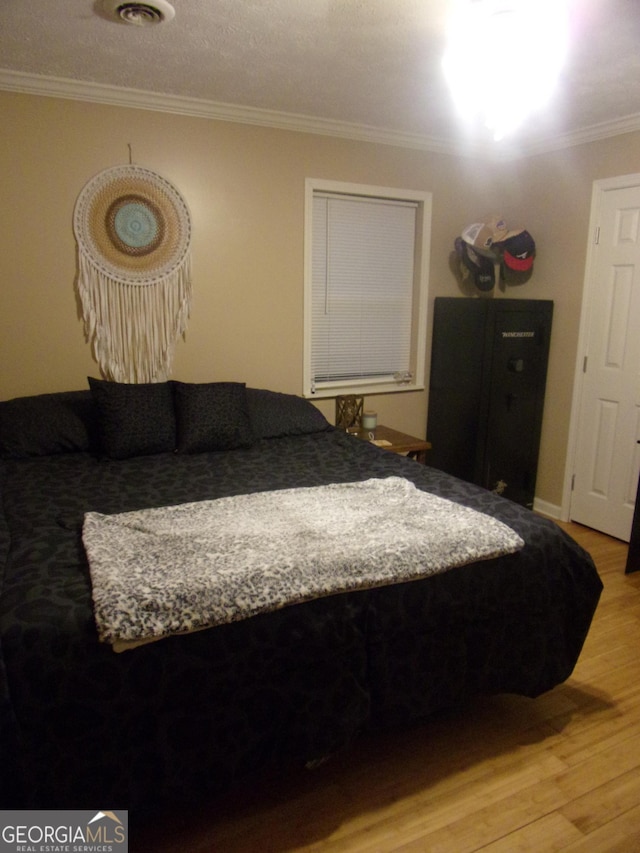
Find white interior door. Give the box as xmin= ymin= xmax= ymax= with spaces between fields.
xmin=569 ymin=177 xmax=640 ymax=542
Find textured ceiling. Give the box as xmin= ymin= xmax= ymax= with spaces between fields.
xmin=1 ymin=0 xmax=639 ymax=156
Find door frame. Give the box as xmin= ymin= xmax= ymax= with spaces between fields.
xmin=562 ymin=172 xmax=640 ymax=523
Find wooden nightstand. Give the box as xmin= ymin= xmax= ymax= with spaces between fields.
xmin=349 ymin=424 xmax=432 ymax=464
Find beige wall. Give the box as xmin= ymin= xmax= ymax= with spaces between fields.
xmin=2 ymin=90 xmax=639 ymax=509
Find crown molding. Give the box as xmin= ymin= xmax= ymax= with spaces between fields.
xmin=0 ymin=68 xmax=455 ymax=156
xmin=514 ymin=113 xmax=640 ymax=158
xmin=1 ymin=68 xmax=639 ymax=160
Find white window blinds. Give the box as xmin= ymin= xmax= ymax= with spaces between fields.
xmin=311 ymin=193 xmax=417 ymax=390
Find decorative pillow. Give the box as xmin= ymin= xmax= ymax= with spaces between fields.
xmin=246 ymin=388 xmax=330 ymax=439
xmin=0 ymin=390 xmax=99 ymax=458
xmin=88 ymin=377 xmax=176 ymax=459
xmin=173 ymin=381 xmax=255 ymax=453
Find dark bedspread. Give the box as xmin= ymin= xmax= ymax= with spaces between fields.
xmin=0 ymin=426 xmax=602 ymax=811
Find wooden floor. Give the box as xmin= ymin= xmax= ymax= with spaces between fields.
xmin=134 ymin=522 xmax=640 ymax=852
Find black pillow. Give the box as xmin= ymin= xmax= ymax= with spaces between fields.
xmin=0 ymin=390 xmax=99 ymax=458
xmin=173 ymin=381 xmax=255 ymax=453
xmin=246 ymin=388 xmax=330 ymax=439
xmin=88 ymin=377 xmax=176 ymax=459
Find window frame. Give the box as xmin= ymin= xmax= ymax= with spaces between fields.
xmin=303 ymin=177 xmax=431 ymax=399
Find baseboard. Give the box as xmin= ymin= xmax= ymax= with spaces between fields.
xmin=533 ymin=497 xmax=562 ymax=520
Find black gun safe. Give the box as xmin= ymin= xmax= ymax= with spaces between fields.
xmin=427 ymin=297 xmax=553 ymax=508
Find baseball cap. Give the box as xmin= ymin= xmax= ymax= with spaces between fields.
xmin=455 ymin=236 xmax=495 ymax=291
xmin=461 ymin=215 xmax=508 ymax=257
xmin=501 ymin=229 xmax=535 ymax=271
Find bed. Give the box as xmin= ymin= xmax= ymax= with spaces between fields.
xmin=0 ymin=381 xmax=602 ymax=812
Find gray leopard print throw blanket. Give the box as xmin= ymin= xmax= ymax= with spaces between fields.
xmin=83 ymin=476 xmax=524 ymax=651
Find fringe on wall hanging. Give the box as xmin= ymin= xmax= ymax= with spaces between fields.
xmin=73 ymin=164 xmax=192 ymax=383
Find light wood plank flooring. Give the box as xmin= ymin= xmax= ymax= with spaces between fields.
xmin=134 ymin=521 xmax=640 ymax=852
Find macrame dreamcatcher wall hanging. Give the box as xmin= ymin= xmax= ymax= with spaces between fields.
xmin=73 ymin=164 xmax=192 ymax=383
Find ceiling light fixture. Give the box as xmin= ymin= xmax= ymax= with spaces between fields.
xmin=101 ymin=0 xmax=175 ymax=27
xmin=442 ymin=0 xmax=569 ymax=141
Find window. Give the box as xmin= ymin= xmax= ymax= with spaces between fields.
xmin=303 ymin=178 xmax=431 ymax=398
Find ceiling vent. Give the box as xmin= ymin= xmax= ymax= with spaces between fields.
xmin=101 ymin=0 xmax=175 ymax=26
